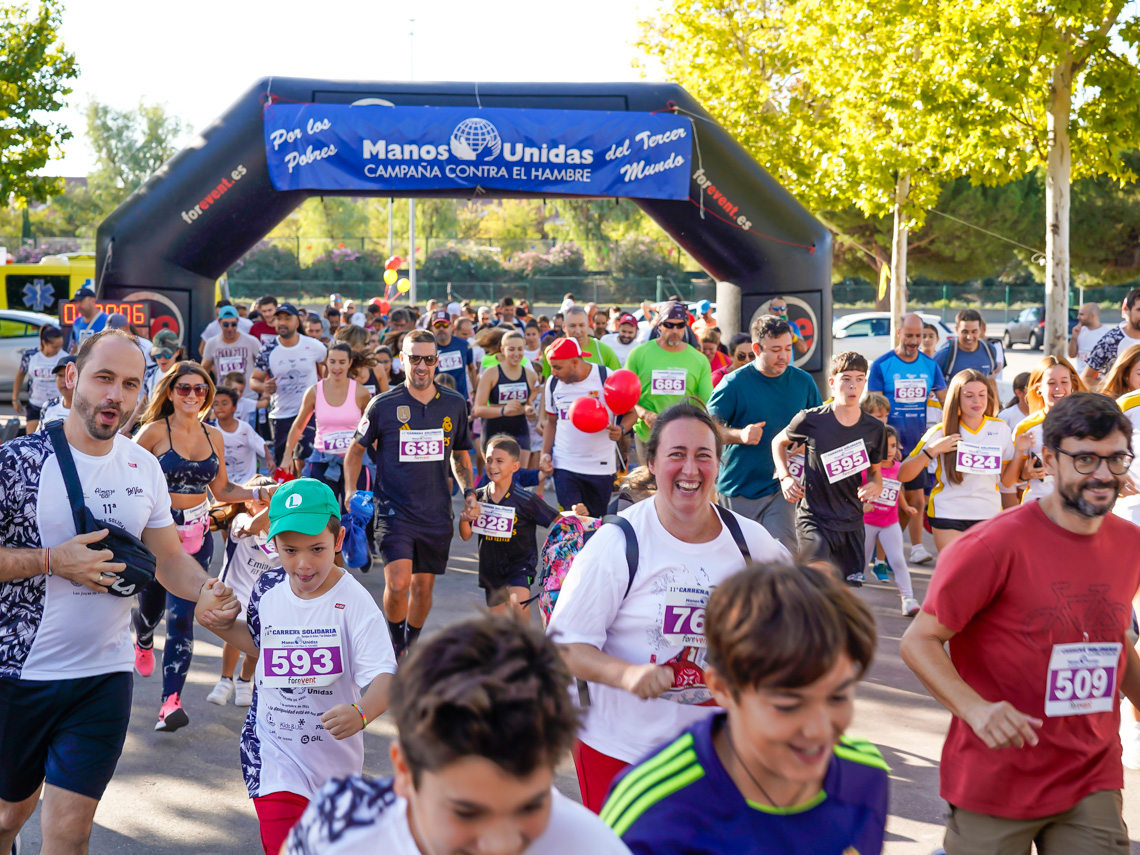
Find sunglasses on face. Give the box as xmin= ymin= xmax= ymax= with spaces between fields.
xmin=153 ymin=349 xmax=176 ymax=360
xmin=432 ymin=322 xmax=450 ymax=329
xmin=770 ymin=305 xmax=788 ymax=313
xmin=661 ymin=321 xmax=687 ymax=330
xmin=173 ymin=383 xmax=209 ymax=398
xmin=736 ymin=351 xmax=757 ymax=361
xmin=220 ymin=321 xmax=238 ymax=329
xmin=404 ymin=354 xmax=439 ymax=366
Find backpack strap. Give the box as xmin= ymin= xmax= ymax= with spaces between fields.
xmin=597 ymin=364 xmax=609 ymax=383
xmin=548 ymin=376 xmax=559 ymax=398
xmin=945 ymin=338 xmax=959 ymax=377
xmin=46 ymin=420 xmax=88 ymax=534
xmin=981 ymin=338 xmax=998 ymax=374
xmin=714 ymin=505 xmax=752 ymax=562
xmin=601 ymin=514 xmax=639 ymax=598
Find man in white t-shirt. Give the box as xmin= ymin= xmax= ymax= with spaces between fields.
xmin=284 ymin=618 xmax=631 ymax=855
xmin=0 ymin=329 xmax=241 ymax=855
xmin=251 ymin=303 xmax=328 ymax=465
xmin=600 ymin=313 xmax=640 ymax=367
xmin=198 ymin=299 xmax=253 ymax=356
xmin=201 ymin=306 xmax=261 ymax=402
xmin=1067 ymin=301 xmax=1112 ymax=375
xmin=539 ymin=338 xmax=622 ymax=518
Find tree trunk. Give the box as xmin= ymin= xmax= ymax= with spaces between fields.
xmin=889 ymin=174 xmax=910 ymax=341
xmin=1044 ymin=56 xmax=1072 ymax=357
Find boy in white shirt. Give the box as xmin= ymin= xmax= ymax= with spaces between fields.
xmin=285 ymin=617 xmax=631 ymax=855
xmin=204 ymin=478 xmax=397 ymax=855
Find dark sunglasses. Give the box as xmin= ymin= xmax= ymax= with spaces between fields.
xmin=770 ymin=305 xmax=788 ymax=313
xmin=404 ymin=354 xmax=439 ymax=366
xmin=661 ymin=321 xmax=687 ymax=330
xmin=174 ymin=383 xmax=209 ymax=398
xmin=153 ymin=348 xmax=176 ymax=360
xmin=736 ymin=351 xmax=757 ymax=361
xmin=220 ymin=321 xmax=238 ymax=329
xmin=1050 ymin=447 xmax=1134 ymax=476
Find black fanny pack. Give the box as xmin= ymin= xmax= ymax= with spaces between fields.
xmin=47 ymin=422 xmax=157 ymax=597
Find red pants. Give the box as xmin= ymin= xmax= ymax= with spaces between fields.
xmin=572 ymin=739 xmax=629 ymax=813
xmin=254 ymin=791 xmax=310 ymax=855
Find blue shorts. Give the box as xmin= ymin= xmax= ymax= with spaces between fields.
xmin=26 ymin=403 xmax=43 ymax=422
xmin=0 ymin=671 xmax=133 ymax=801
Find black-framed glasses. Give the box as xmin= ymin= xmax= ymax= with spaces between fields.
xmin=404 ymin=354 xmax=439 ymax=366
xmin=661 ymin=321 xmax=687 ymax=330
xmin=1051 ymin=447 xmax=1134 ymax=475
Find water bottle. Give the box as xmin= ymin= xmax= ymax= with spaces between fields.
xmin=348 ymin=490 xmax=374 ymax=523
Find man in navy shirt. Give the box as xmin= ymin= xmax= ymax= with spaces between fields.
xmin=868 ymin=312 xmax=947 ymax=565
xmin=602 ymin=561 xmax=888 ymax=854
xmin=934 ymin=308 xmax=1001 ymax=380
xmin=66 ymin=286 xmax=108 ymax=353
xmin=430 ymin=310 xmax=476 ymax=399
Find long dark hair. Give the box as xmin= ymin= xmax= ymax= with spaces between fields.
xmin=140 ymin=361 xmax=216 ymax=425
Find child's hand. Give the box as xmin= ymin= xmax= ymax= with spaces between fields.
xmin=572 ymin=503 xmax=589 ymax=515
xmin=862 ymin=503 xmax=876 ymax=514
xmin=321 ymin=704 xmax=365 ymax=740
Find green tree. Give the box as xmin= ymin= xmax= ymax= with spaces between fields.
xmin=85 ymin=99 xmax=186 ymax=209
xmin=0 ymin=0 xmax=77 ymax=204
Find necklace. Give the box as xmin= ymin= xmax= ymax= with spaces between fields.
xmin=725 ymin=729 xmax=807 ymax=809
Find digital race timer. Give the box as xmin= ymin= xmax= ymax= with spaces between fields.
xmin=61 ymin=302 xmax=150 ymax=327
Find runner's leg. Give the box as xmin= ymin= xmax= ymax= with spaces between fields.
xmin=383 ymin=558 xmax=413 ymax=627
xmin=407 ymin=575 xmax=436 ymax=645
xmin=753 ymin=492 xmax=797 ymax=552
xmin=932 ymin=527 xmax=965 ymax=554
xmin=862 ymin=523 xmax=879 ymax=569
xmin=1034 ymin=789 xmax=1130 ymax=854
xmin=0 ymin=787 xmax=41 ymax=852
xmin=877 ymin=523 xmax=915 ymax=600
xmin=38 ymin=784 xmax=99 ymax=855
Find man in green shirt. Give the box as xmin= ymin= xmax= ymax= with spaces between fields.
xmin=540 ymin=306 xmax=620 ymax=378
xmin=708 ymin=314 xmax=822 ymax=548
xmin=623 ymin=301 xmax=713 ymax=463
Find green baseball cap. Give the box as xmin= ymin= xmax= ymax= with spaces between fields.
xmin=267 ymin=478 xmax=341 ymax=540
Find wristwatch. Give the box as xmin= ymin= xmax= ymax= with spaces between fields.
xmin=463 ymin=488 xmax=477 ymax=499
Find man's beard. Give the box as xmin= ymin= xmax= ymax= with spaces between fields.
xmin=619 ymin=333 xmax=635 ymax=344
xmin=73 ymin=393 xmax=126 ymax=440
xmin=1059 ymin=477 xmax=1119 ymax=518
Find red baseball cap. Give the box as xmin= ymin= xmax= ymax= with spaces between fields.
xmin=546 ymin=337 xmax=592 ymax=361
xmin=618 ymin=313 xmax=638 ymax=327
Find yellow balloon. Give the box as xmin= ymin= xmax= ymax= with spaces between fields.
xmin=396 ymin=278 xmax=410 ymax=293
xmin=383 ymin=268 xmax=398 ymax=286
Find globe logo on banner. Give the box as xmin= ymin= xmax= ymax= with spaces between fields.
xmin=449 ymin=118 xmax=502 ymax=161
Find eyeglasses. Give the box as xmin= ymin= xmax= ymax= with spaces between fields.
xmin=770 ymin=305 xmax=788 ymax=313
xmin=432 ymin=322 xmax=451 ymax=329
xmin=1051 ymin=447 xmax=1134 ymax=476
xmin=736 ymin=351 xmax=757 ymax=361
xmin=153 ymin=349 xmax=176 ymax=360
xmin=661 ymin=321 xmax=687 ymax=330
xmin=220 ymin=321 xmax=238 ymax=329
xmin=404 ymin=354 xmax=439 ymax=366
xmin=174 ymin=383 xmax=209 ymax=398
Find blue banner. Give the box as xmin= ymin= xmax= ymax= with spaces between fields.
xmin=263 ymin=104 xmax=692 ymax=200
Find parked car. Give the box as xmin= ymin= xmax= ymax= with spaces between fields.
xmin=0 ymin=309 xmax=62 ymax=400
xmin=832 ymin=312 xmax=955 ymax=363
xmin=1002 ymin=306 xmax=1080 ymax=350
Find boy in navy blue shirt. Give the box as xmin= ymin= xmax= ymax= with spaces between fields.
xmin=460 ymin=435 xmax=582 ymax=617
xmin=602 ymin=560 xmax=888 ymax=855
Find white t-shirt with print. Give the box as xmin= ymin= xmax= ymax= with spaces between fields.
xmin=35 ymin=397 xmax=69 ymax=430
xmin=1073 ymin=324 xmax=1114 ymax=374
xmin=219 ymin=418 xmax=265 ymax=485
xmin=285 ymin=777 xmax=631 ymax=855
xmin=600 ymin=333 xmax=638 ymax=367
xmin=546 ymin=497 xmax=790 ymax=763
xmin=255 ymin=336 xmax=328 ymax=420
xmin=544 ymin=364 xmax=615 ymax=476
xmin=201 ymin=331 xmax=262 ymax=398
xmin=201 ymin=316 xmax=254 ymax=342
xmin=1013 ymin=411 xmax=1052 ymax=503
xmin=19 ymin=348 xmax=69 ymax=408
xmin=911 ymin=417 xmax=1014 ymax=520
xmin=220 ymin=513 xmax=281 ymax=609
xmin=242 ymin=569 xmax=397 ymax=800
xmin=19 ymin=434 xmax=174 ymax=680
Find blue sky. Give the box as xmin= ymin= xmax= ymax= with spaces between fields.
xmin=47 ymin=0 xmax=661 ymax=175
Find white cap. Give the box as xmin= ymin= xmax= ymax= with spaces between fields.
xmin=446 ymin=301 xmax=462 ymax=317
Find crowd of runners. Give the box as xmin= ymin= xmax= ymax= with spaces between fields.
xmin=1 ymin=287 xmax=1139 ymax=855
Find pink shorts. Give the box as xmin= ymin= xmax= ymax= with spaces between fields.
xmin=253 ymin=791 xmax=310 ymax=855
xmin=572 ymin=739 xmax=629 ymax=814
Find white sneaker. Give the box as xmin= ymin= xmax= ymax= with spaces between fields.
xmin=901 ymin=597 xmax=922 ymax=617
xmin=235 ymin=678 xmax=254 ymax=707
xmin=1123 ymin=722 xmax=1140 ymax=770
xmin=12 ymin=832 xmax=21 ymax=855
xmin=206 ymin=677 xmax=234 ymax=706
xmin=910 ymin=544 xmax=934 ymax=565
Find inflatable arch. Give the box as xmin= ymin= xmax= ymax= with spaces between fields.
xmin=95 ymin=78 xmax=831 ymax=375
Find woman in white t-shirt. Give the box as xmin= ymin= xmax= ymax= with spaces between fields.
xmin=1011 ymin=355 xmax=1086 ymax=504
xmin=547 ymin=402 xmax=790 ymax=813
xmin=898 ymin=369 xmax=1013 ymax=552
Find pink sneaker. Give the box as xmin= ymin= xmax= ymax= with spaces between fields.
xmin=134 ymin=643 xmax=154 ymax=677
xmin=155 ymin=693 xmax=189 ymax=732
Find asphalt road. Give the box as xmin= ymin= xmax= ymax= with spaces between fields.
xmin=9 ymin=344 xmax=1140 ymax=854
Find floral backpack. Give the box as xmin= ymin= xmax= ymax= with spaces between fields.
xmin=535 ymin=514 xmax=638 ymax=628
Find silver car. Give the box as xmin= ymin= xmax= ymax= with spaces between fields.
xmin=0 ymin=309 xmax=62 ymax=399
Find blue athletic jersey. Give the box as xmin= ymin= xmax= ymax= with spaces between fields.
xmin=603 ymin=713 xmax=889 ymax=855
xmin=867 ymin=351 xmax=946 ymax=453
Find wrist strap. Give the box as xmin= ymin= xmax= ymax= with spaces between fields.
xmin=44 ymin=547 xmax=51 ymax=577
xmin=352 ymin=702 xmax=368 ymax=727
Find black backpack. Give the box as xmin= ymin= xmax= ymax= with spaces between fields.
xmin=47 ymin=422 xmax=158 ymax=597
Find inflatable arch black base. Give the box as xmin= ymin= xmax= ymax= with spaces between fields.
xmin=95 ymin=78 xmax=831 ymax=375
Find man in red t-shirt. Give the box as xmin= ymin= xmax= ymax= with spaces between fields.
xmin=250 ymin=295 xmax=278 ymax=346
xmin=901 ymin=392 xmax=1140 ymax=854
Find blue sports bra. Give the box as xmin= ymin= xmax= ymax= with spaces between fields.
xmin=157 ymin=418 xmax=219 ymax=494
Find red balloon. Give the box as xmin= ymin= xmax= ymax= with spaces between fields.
xmin=603 ymin=369 xmax=642 ymax=415
xmin=378 ymin=300 xmax=391 ymax=314
xmin=569 ymin=396 xmax=610 ymax=433
xmin=384 ymin=255 xmax=402 ymax=271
